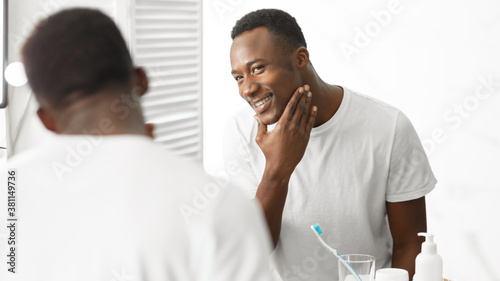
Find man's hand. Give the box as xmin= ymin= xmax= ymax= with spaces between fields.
xmin=254 ymin=84 xmax=317 ymax=247
xmin=255 ymin=85 xmax=317 ymax=178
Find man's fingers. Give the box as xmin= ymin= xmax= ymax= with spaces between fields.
xmin=290 ymin=89 xmax=307 ymax=124
xmin=300 ymin=89 xmax=312 ymax=128
xmin=281 ymin=86 xmax=304 ymax=122
xmin=305 ymin=106 xmax=317 ymax=133
xmin=255 ymin=115 xmax=267 ymax=142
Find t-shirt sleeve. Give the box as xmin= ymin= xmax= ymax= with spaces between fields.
xmin=190 ymin=186 xmax=274 ymax=281
xmin=386 ymin=112 xmax=437 ymax=202
xmin=222 ymin=117 xmax=260 ymax=199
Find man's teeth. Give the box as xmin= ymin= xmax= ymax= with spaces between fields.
xmin=255 ymin=96 xmax=272 ymax=107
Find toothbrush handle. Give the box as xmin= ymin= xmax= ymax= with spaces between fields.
xmin=338 ymin=256 xmax=363 ymax=281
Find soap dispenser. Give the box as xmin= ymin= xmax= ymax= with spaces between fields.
xmin=413 ymin=232 xmax=443 ymax=281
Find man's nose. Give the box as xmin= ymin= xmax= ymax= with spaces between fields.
xmin=241 ymin=78 xmax=259 ymax=98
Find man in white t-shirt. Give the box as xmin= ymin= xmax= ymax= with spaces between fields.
xmin=225 ymin=9 xmax=436 ymax=280
xmin=0 ymin=8 xmax=274 ymax=281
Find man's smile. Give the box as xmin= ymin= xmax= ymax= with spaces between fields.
xmin=251 ymin=93 xmax=273 ymax=113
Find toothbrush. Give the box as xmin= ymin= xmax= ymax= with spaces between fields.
xmin=310 ymin=223 xmax=362 ymax=281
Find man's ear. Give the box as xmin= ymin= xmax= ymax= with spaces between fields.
xmin=37 ymin=107 xmax=58 ymax=133
xmin=145 ymin=123 xmax=155 ymax=139
xmin=134 ymin=67 xmax=149 ymax=96
xmin=295 ymin=47 xmax=310 ymax=70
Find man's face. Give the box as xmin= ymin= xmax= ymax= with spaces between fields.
xmin=230 ymin=27 xmax=301 ymax=125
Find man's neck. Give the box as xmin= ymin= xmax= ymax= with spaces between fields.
xmin=302 ymin=66 xmax=343 ymax=127
xmin=56 ymin=93 xmax=147 ymax=136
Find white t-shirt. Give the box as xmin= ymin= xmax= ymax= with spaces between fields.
xmin=223 ymin=87 xmax=437 ymax=281
xmin=0 ymin=134 xmax=274 ymax=281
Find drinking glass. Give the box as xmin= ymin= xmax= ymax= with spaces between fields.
xmin=338 ymin=254 xmax=375 ymax=281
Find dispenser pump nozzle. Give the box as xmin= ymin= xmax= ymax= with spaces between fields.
xmin=418 ymin=232 xmax=437 ymax=254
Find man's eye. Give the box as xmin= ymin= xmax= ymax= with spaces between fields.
xmin=235 ymin=75 xmax=243 ymax=81
xmin=252 ymin=65 xmax=264 ymax=72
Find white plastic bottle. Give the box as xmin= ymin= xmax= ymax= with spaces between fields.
xmin=413 ymin=232 xmax=442 ymax=281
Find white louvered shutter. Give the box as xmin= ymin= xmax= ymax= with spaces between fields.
xmin=130 ymin=0 xmax=203 ymax=161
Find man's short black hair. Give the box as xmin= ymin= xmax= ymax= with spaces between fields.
xmin=22 ymin=8 xmax=134 ymax=110
xmin=231 ymin=9 xmax=307 ymax=52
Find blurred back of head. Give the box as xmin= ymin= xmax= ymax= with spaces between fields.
xmin=22 ymin=8 xmax=134 ymax=111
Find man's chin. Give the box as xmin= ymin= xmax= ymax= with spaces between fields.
xmin=258 ymin=113 xmax=280 ymax=126
xmin=263 ymin=120 xmax=278 ymax=126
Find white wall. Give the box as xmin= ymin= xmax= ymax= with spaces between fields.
xmin=4 ymin=0 xmax=53 ymax=158
xmin=203 ymin=0 xmax=500 ymax=280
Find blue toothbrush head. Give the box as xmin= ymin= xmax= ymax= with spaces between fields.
xmin=310 ymin=223 xmax=361 ymax=281
xmin=313 ymin=223 xmax=323 ymax=235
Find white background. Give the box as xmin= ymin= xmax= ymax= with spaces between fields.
xmin=203 ymin=0 xmax=500 ymax=280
